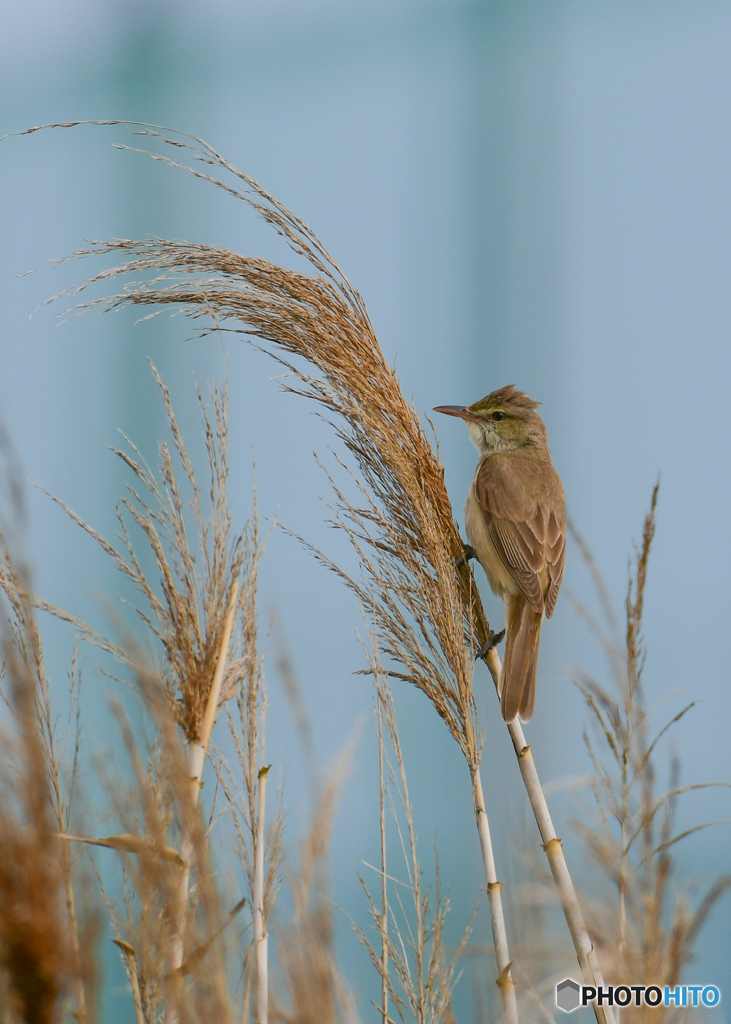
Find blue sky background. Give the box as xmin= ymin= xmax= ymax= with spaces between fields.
xmin=2 ymin=1 xmax=730 ymax=1020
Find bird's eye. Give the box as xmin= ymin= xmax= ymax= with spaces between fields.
xmin=492 ymin=411 xmax=506 ymax=421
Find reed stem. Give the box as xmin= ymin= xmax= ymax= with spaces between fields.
xmin=484 ymin=648 xmax=616 ymax=1024
xmin=471 ymin=766 xmax=519 ymax=1024
xmin=377 ymin=699 xmax=389 ymax=1024
xmin=60 ymin=842 xmax=87 ymax=1023
xmin=117 ymin=942 xmax=146 ymax=1024
xmin=254 ymin=765 xmax=269 ymax=1024
xmin=171 ymin=581 xmax=240 ymax=982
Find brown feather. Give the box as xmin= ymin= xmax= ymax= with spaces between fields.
xmin=501 ymin=594 xmax=542 ymax=722
xmin=544 ymin=518 xmax=566 ymax=619
xmin=474 ymin=451 xmax=566 ymax=614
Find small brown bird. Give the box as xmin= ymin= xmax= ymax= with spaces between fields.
xmin=435 ymin=386 xmax=566 ymax=722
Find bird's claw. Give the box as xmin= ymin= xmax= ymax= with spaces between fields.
xmin=476 ymin=629 xmax=505 ymax=660
xmin=456 ymin=543 xmax=477 ymax=568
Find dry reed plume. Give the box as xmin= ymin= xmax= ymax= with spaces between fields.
xmin=39 ymin=145 xmax=486 ymax=767
xmin=0 ymin=360 xmax=357 ymax=1024
xmin=570 ymin=485 xmax=731 ymax=1021
xmin=0 ymin=658 xmax=71 ymax=1024
xmin=75 ymin=368 xmax=275 ymax=1021
xmin=0 ymin=492 xmax=91 ymax=1022
xmin=7 ymin=363 xmax=279 ymax=1021
xmin=38 ymin=364 xmax=258 ymax=745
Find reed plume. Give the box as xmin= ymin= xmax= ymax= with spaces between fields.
xmin=570 ymin=485 xmax=731 ymax=1021
xmin=0 ymin=523 xmax=78 ymax=1021
xmin=38 ymin=364 xmax=257 ymax=745
xmin=21 ymin=364 xmax=271 ymax=1017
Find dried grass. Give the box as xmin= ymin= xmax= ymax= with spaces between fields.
xmin=0 ymin=546 xmax=78 ymax=1021
xmin=267 ymin=654 xmax=357 ymax=1024
xmin=216 ymin=630 xmax=285 ymax=1023
xmin=0 ymin=456 xmax=98 ymax=1023
xmin=570 ymin=485 xmax=731 ymax=1019
xmin=62 ymin=656 xmax=238 ymax=1024
xmin=356 ymin=663 xmax=473 ymax=1024
xmin=270 ymin=757 xmax=356 ymax=1024
xmin=0 ymin=653 xmax=72 ymax=1024
xmin=1 ymin=364 xmax=277 ymax=1022
xmin=0 ymin=247 xmax=365 ymax=1022
xmin=25 ymin=123 xmax=492 ymax=768
xmin=36 ymin=363 xmax=258 ymax=744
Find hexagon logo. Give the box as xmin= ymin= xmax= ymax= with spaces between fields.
xmin=556 ymin=979 xmax=581 ymax=1013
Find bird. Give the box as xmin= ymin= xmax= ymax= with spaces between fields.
xmin=435 ymin=385 xmax=566 ymax=722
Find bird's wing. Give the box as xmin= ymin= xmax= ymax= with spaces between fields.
xmin=474 ymin=451 xmax=566 ymax=616
xmin=544 ymin=509 xmax=565 ymax=619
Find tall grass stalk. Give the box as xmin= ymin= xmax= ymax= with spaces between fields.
xmin=377 ymin=699 xmax=388 ymax=1024
xmin=483 ymin=646 xmax=615 ymax=1024
xmin=217 ymin=543 xmax=283 ymax=1024
xmin=254 ymin=765 xmax=269 ymax=1024
xmin=360 ymin=664 xmax=474 ymax=1024
xmin=471 ymin=768 xmax=514 ymax=1003
xmin=0 ymin=590 xmax=76 ymax=1023
xmin=172 ymin=578 xmax=240 ymax=985
xmin=113 ymin=666 xmax=235 ymax=1023
xmin=569 ymin=486 xmax=731 ymax=1016
xmin=271 ymin=735 xmax=357 ymax=1024
xmin=0 ymin=469 xmax=95 ymax=1022
xmin=18 ymin=363 xmax=274 ymax=1018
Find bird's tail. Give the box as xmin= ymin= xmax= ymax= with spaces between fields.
xmin=500 ymin=595 xmax=543 ymax=722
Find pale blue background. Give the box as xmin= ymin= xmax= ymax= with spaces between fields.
xmin=1 ymin=1 xmax=730 ymax=1020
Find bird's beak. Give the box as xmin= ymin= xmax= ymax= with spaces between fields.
xmin=433 ymin=405 xmax=476 ymax=421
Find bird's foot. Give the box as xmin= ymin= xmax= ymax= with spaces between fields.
xmin=476 ymin=629 xmax=505 ymax=660
xmin=456 ymin=543 xmax=477 ymax=568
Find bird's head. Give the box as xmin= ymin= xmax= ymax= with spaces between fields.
xmin=434 ymin=385 xmax=547 ymax=455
